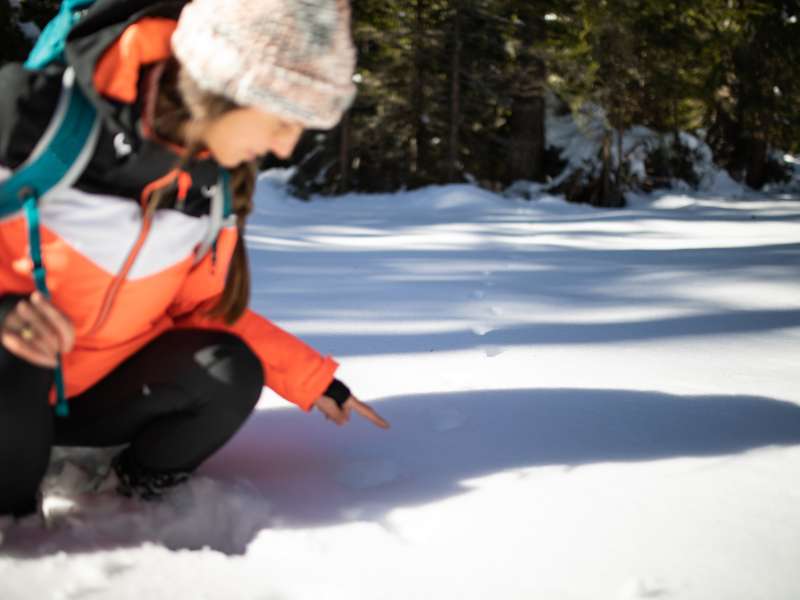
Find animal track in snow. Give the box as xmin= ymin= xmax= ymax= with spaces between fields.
xmin=430 ymin=407 xmax=467 ymax=432
xmin=471 ymin=324 xmax=493 ymax=336
xmin=617 ymin=578 xmax=670 ymax=599
xmin=483 ymin=346 xmax=506 ymax=358
xmin=102 ymin=558 xmax=135 ymax=577
xmin=337 ymin=459 xmax=399 ymax=490
xmin=470 ymin=323 xmax=494 ymax=336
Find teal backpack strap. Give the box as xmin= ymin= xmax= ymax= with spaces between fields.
xmin=221 ymin=168 xmax=234 ymax=218
xmin=25 ymin=0 xmax=96 ymax=70
xmin=1 ymin=0 xmax=100 ymax=416
xmin=2 ymin=68 xmax=101 ymax=207
xmin=0 ymin=67 xmax=101 ymax=417
xmin=194 ymin=168 xmax=236 ymax=265
xmin=22 ymin=196 xmax=69 ymax=416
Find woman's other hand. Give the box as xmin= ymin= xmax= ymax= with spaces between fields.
xmin=0 ymin=291 xmax=75 ymax=368
xmin=315 ymin=394 xmax=390 ymax=430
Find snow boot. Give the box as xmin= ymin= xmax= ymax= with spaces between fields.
xmin=111 ymin=450 xmax=191 ymax=501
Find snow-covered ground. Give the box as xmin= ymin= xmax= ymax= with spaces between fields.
xmin=2 ymin=177 xmax=800 ymax=600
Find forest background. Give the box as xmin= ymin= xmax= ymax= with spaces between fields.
xmin=2 ymin=0 xmax=799 ymax=206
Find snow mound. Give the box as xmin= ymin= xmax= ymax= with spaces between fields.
xmin=705 ymin=168 xmax=747 ymax=197
xmin=4 ymin=448 xmax=272 ymax=556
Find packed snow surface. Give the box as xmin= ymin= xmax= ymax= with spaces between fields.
xmin=2 ymin=177 xmax=800 ymax=600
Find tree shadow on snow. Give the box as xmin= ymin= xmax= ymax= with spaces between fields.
xmin=246 ymin=242 xmax=800 ymax=353
xmin=298 ymin=308 xmax=800 ymax=357
xmin=6 ymin=388 xmax=800 ymax=558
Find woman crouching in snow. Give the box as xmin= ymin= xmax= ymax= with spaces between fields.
xmin=0 ymin=0 xmax=388 ymax=520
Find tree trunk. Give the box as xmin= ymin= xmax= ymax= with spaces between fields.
xmin=412 ymin=0 xmax=428 ymax=182
xmin=745 ymin=136 xmax=768 ymax=189
xmin=600 ymin=131 xmax=612 ymax=204
xmin=447 ymin=2 xmax=462 ymax=182
xmin=508 ymin=12 xmax=546 ymax=184
xmin=509 ymin=83 xmax=546 ymax=183
xmin=615 ymin=126 xmax=628 ymax=194
xmin=338 ymin=110 xmax=351 ymax=193
xmin=596 ymin=130 xmax=624 ymax=207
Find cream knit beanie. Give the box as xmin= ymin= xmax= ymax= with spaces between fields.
xmin=172 ymin=0 xmax=357 ymax=130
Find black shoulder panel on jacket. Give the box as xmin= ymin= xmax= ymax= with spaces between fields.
xmin=69 ymin=0 xmax=184 ymax=40
xmin=1 ymin=1 xmax=220 ymax=214
xmin=65 ymin=1 xmax=187 ymax=135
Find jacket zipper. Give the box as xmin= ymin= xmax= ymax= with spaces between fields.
xmin=85 ymin=170 xmax=190 ymax=337
xmin=85 ymin=211 xmax=153 ymax=337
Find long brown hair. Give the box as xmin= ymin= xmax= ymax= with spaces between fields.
xmin=150 ymin=57 xmax=256 ymax=324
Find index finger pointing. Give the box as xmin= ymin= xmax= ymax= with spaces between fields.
xmin=349 ymin=397 xmax=390 ymax=429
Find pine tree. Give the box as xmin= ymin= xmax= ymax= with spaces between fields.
xmin=703 ymin=0 xmax=800 ymax=188
xmin=283 ymin=0 xmax=800 ymax=197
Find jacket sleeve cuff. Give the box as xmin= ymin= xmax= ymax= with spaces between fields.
xmin=294 ymin=356 xmax=339 ymax=412
xmin=324 ymin=378 xmax=351 ymax=408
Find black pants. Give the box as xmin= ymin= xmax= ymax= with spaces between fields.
xmin=0 ymin=329 xmax=264 ymax=516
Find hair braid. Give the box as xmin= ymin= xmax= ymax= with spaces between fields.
xmin=151 ymin=57 xmax=256 ymax=324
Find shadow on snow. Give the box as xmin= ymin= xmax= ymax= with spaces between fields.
xmin=7 ymin=388 xmax=799 ymax=557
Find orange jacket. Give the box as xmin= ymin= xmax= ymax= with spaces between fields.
xmin=0 ymin=14 xmax=338 ymax=411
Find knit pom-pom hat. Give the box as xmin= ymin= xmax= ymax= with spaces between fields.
xmin=171 ymin=0 xmax=357 ymax=130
